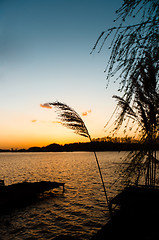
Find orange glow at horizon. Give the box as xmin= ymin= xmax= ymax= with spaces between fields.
xmin=0 ymin=113 xmax=137 ymax=149
xmin=0 ymin=119 xmax=91 ymax=149
xmin=0 ymin=99 xmax=136 ymax=150
xmin=0 ymin=118 xmax=137 ymax=150
xmin=1 ymin=134 xmax=89 ymax=150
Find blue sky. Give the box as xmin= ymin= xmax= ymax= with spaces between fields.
xmin=0 ymin=0 xmax=123 ymax=149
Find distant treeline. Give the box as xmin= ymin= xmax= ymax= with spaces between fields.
xmin=1 ymin=137 xmax=159 ymax=152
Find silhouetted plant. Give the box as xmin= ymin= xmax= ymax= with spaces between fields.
xmin=92 ymin=0 xmax=159 ymax=187
xmin=48 ymin=101 xmax=111 ymax=214
xmin=110 ymin=52 xmax=159 ymax=186
xmin=91 ymin=0 xmax=159 ymax=95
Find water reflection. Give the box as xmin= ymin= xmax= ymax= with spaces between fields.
xmin=0 ymin=151 xmax=148 ymax=239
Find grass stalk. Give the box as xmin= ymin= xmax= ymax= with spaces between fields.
xmin=47 ymin=101 xmax=111 ymax=216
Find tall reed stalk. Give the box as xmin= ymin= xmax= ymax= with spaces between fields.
xmin=48 ymin=101 xmax=111 ymax=215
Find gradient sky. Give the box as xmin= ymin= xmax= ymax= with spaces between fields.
xmin=0 ymin=0 xmax=123 ymax=149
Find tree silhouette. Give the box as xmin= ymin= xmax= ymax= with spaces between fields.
xmin=92 ymin=0 xmax=159 ymax=186
xmin=91 ymin=0 xmax=159 ymax=95
xmin=112 ymin=53 xmax=159 ymax=186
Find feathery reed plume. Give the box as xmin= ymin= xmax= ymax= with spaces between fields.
xmin=48 ymin=101 xmax=111 ymax=214
xmin=49 ymin=102 xmax=90 ymax=138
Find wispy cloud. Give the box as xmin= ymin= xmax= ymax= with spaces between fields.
xmin=31 ymin=120 xmax=37 ymax=123
xmin=40 ymin=103 xmax=52 ymax=109
xmin=31 ymin=120 xmax=61 ymax=124
xmin=82 ymin=109 xmax=92 ymax=117
xmin=52 ymin=121 xmax=62 ymax=124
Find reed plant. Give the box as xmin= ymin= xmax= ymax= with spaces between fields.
xmin=108 ymin=52 xmax=159 ymax=186
xmin=48 ymin=101 xmax=111 ymax=214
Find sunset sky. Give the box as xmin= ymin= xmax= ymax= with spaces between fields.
xmin=0 ymin=0 xmax=123 ymax=149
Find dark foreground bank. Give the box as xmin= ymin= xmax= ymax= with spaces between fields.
xmin=91 ymin=186 xmax=159 ymax=240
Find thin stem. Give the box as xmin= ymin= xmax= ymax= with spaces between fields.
xmin=89 ymin=136 xmax=111 ymax=217
xmin=93 ymin=151 xmax=110 ymax=209
xmin=154 ymin=151 xmax=157 ymax=186
xmin=151 ymin=151 xmax=153 ymax=185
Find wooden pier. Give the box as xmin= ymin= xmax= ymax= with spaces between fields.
xmin=0 ymin=181 xmax=65 ymax=214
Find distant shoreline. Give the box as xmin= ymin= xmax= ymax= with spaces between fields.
xmin=1 ymin=138 xmax=159 ymax=152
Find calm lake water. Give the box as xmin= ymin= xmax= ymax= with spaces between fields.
xmin=0 ymin=151 xmax=158 ymax=240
